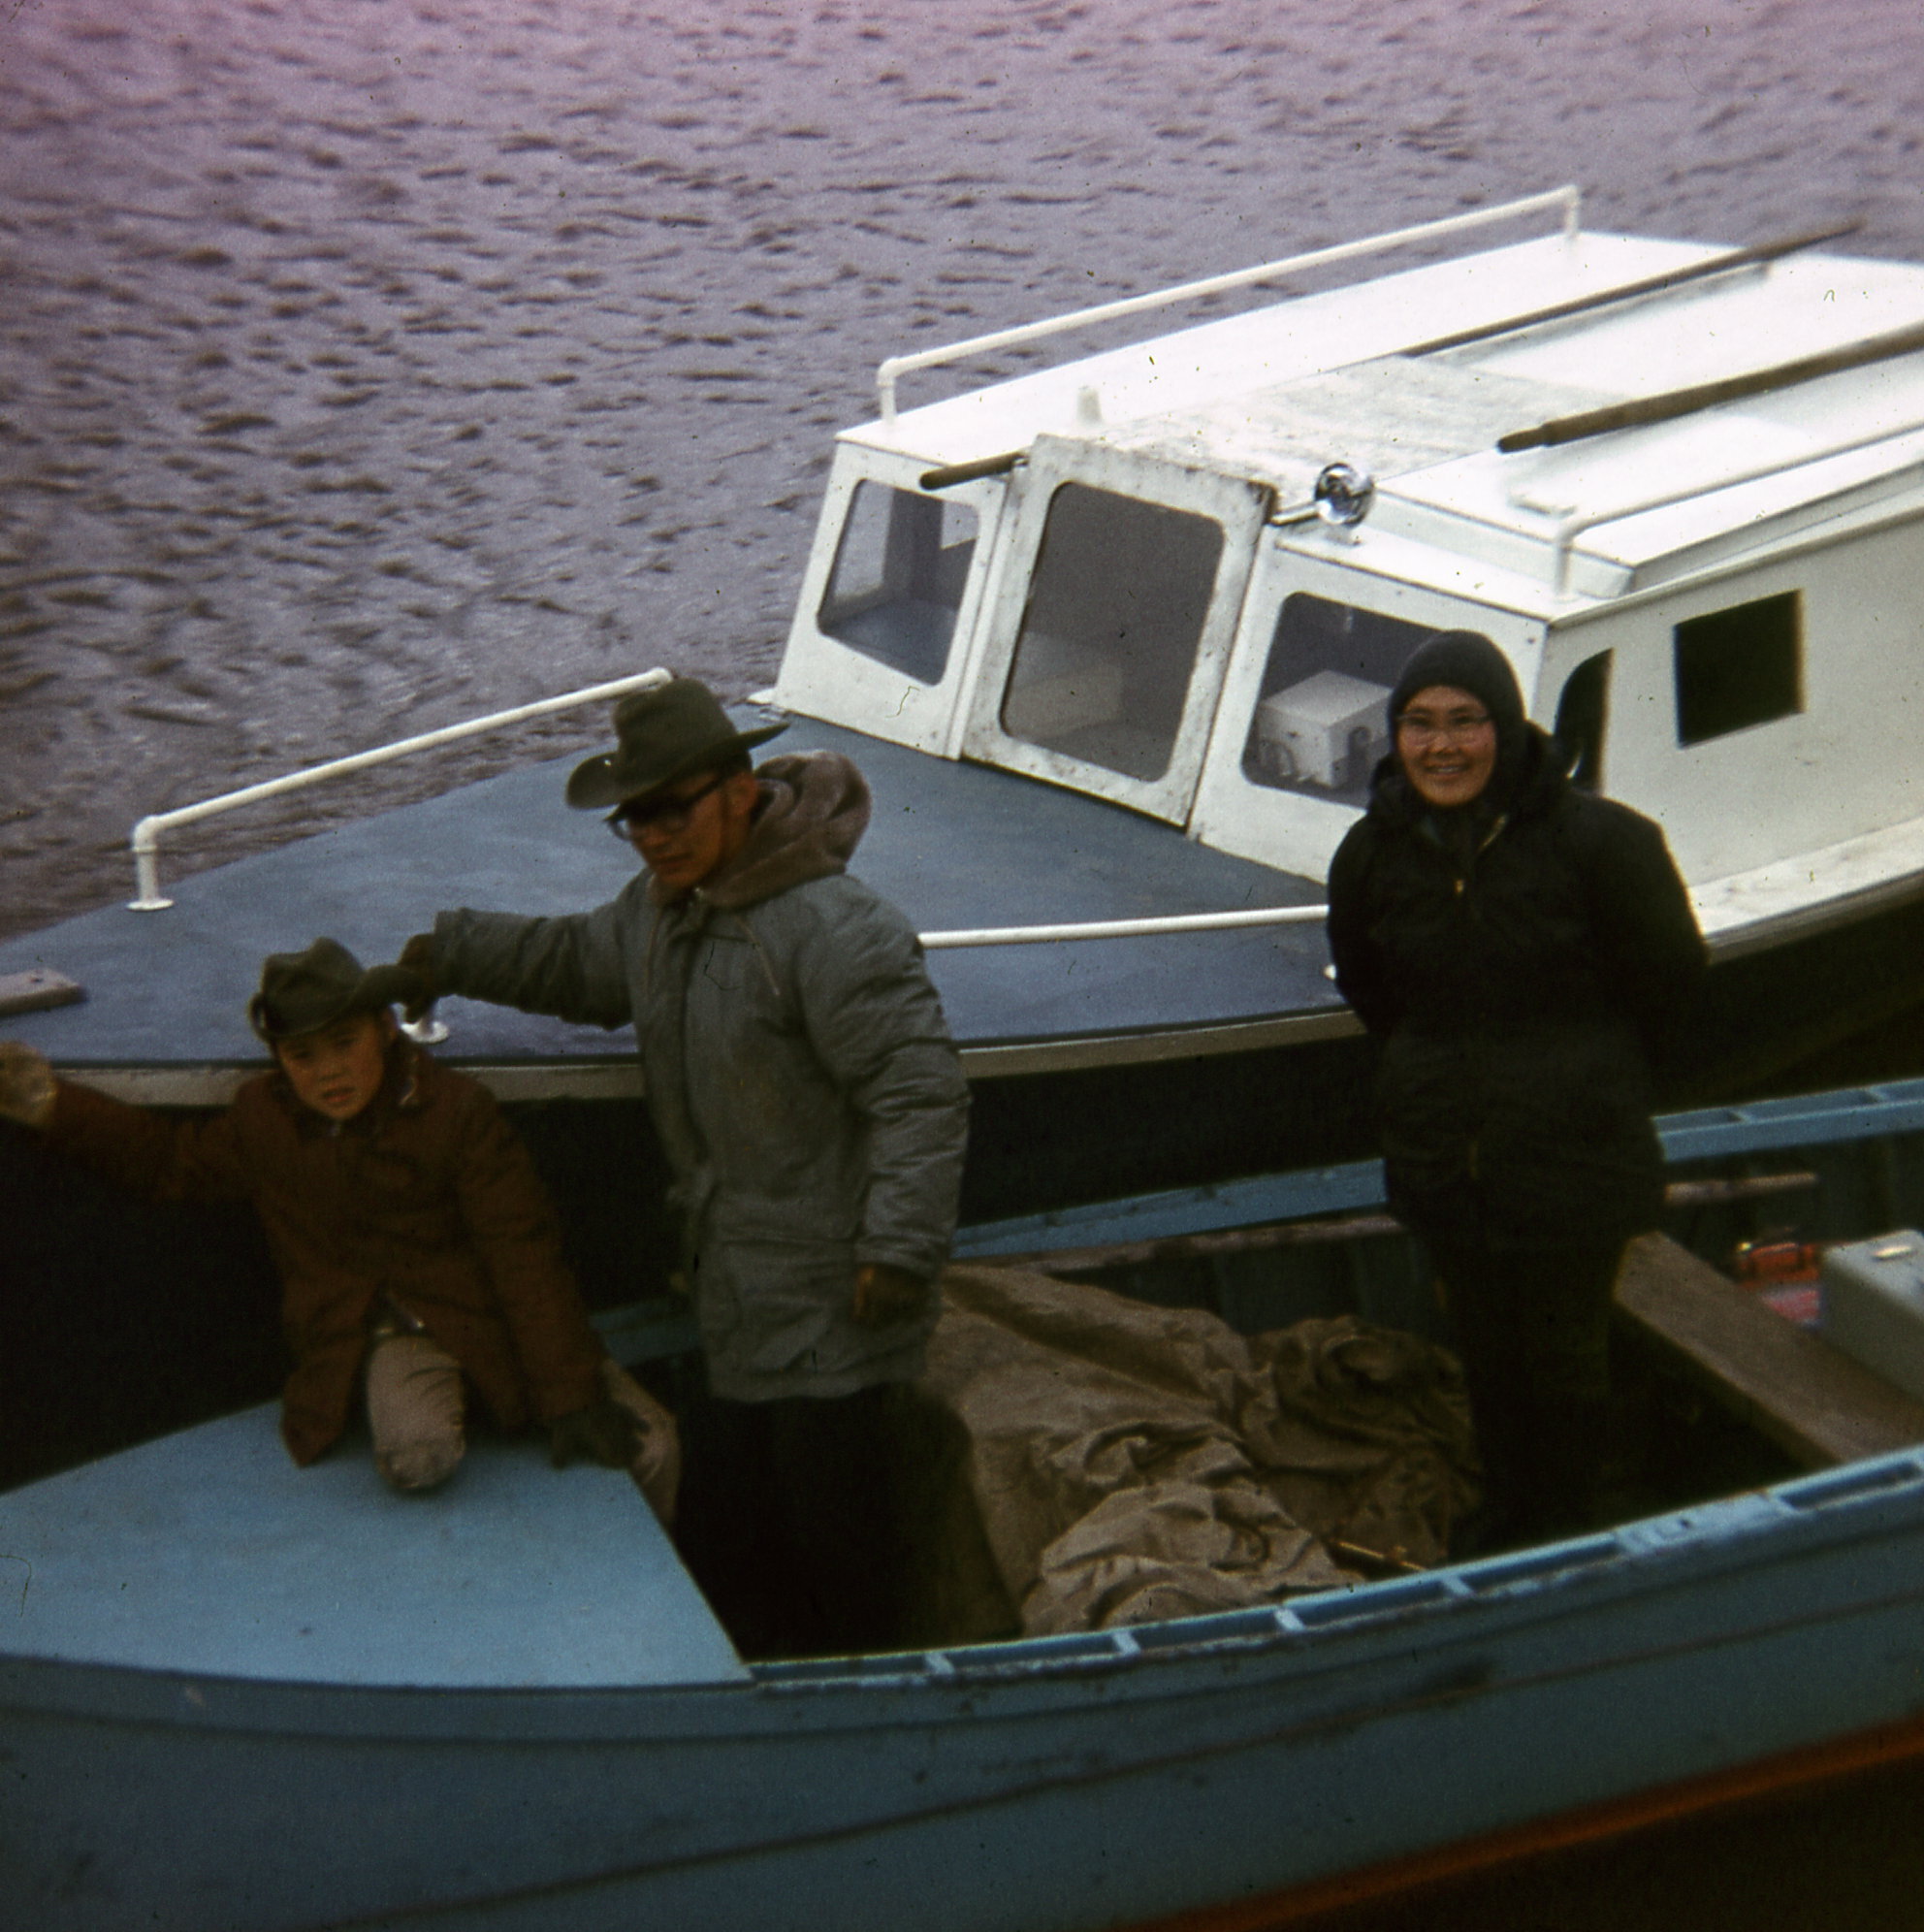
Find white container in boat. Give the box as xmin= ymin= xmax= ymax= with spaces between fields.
xmin=1256 ymin=671 xmax=1390 ymax=789
xmin=1820 ymin=1232 xmax=1924 ymax=1401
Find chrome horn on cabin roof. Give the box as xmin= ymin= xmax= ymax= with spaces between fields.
xmin=1264 ymin=462 xmax=1377 ymax=531
xmin=1311 ymin=463 xmax=1375 ymax=528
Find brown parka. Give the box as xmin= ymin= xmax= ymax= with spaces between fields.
xmin=45 ymin=1047 xmax=607 ymax=1465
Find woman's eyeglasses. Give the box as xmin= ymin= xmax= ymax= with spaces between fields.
xmin=606 ymin=770 xmax=727 ymax=838
xmin=1395 ymin=708 xmax=1492 ymax=747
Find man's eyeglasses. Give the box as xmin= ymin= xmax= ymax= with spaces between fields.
xmin=606 ymin=770 xmax=727 ymax=838
xmin=1395 ymin=708 xmax=1493 ymax=747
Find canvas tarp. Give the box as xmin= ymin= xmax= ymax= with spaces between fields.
xmin=904 ymin=1264 xmax=1481 ymax=1641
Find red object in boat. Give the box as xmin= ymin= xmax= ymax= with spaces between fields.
xmin=1729 ymin=1238 xmax=1824 ymax=1327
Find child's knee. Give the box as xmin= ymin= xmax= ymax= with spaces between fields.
xmin=376 ymin=1430 xmax=465 ymax=1494
xmin=366 ymin=1334 xmax=467 ymax=1494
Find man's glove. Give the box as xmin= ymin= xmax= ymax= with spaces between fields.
xmin=549 ymin=1398 xmax=644 ymax=1470
xmin=0 ymin=1043 xmax=56 ymax=1129
xmin=396 ymin=933 xmax=439 ymax=1022
xmin=851 ymin=1263 xmax=930 ymax=1329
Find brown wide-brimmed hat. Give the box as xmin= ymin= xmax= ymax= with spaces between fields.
xmin=248 ymin=938 xmax=423 ymax=1044
xmin=564 ymin=678 xmax=786 ymax=812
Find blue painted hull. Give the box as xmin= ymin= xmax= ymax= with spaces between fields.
xmin=5 ymin=1074 xmax=1924 ymax=1926
xmin=5 ymin=1451 xmax=1924 ymax=1931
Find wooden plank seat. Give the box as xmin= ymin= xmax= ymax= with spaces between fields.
xmin=1615 ymin=1233 xmax=1924 ymax=1470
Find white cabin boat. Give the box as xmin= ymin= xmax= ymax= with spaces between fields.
xmin=775 ymin=185 xmax=1924 ymax=967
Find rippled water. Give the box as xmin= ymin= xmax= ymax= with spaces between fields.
xmin=3 ymin=0 xmax=1921 ymax=938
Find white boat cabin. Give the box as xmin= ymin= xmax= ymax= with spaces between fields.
xmin=770 ymin=189 xmax=1924 ymax=953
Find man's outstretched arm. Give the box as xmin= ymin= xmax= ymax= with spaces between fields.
xmin=400 ymin=882 xmax=644 ymax=1030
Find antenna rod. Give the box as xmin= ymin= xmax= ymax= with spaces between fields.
xmin=1500 ymin=312 xmax=1924 ymax=455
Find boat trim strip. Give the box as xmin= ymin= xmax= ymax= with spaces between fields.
xmin=46 ymin=1009 xmax=1369 ymax=1109
xmin=952 ymin=1072 xmax=1924 ymax=1257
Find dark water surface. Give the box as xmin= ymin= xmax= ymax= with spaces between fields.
xmin=3 ymin=0 xmax=1922 ymax=939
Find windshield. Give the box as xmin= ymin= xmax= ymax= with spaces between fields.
xmin=1000 ymin=482 xmax=1223 ymax=783
xmin=817 ymin=481 xmax=978 ymax=687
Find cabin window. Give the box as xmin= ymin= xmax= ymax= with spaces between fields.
xmin=1555 ymin=650 xmax=1612 ymax=789
xmin=1239 ymin=594 xmax=1431 ymax=806
xmin=1000 ymin=484 xmax=1223 ymax=782
xmin=818 ymin=482 xmax=978 ymax=687
xmin=1673 ymin=591 xmax=1802 ymax=748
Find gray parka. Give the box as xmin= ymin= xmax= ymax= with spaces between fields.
xmin=432 ymin=753 xmax=970 ymax=1401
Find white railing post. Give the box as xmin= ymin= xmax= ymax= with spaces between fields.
xmin=127 ymin=666 xmax=675 ymax=911
xmin=875 ymin=187 xmax=1580 ymax=418
xmin=130 ymin=831 xmax=169 ymax=914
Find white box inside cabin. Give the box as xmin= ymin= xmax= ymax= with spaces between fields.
xmin=1821 ymin=1232 xmax=1924 ymax=1403
xmin=1255 ymin=671 xmax=1392 ymax=789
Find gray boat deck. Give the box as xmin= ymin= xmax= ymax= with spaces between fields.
xmin=0 ymin=716 xmax=1337 ymax=1074
xmin=0 ymin=1403 xmax=746 ymax=1688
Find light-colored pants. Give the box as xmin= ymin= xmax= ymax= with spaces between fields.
xmin=364 ymin=1336 xmax=682 ymax=1521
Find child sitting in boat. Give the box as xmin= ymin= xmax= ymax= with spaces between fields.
xmin=0 ymin=937 xmax=678 ymax=1514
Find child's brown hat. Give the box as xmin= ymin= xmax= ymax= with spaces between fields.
xmin=248 ymin=939 xmax=424 ymax=1044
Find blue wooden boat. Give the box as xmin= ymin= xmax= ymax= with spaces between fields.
xmin=9 ymin=187 xmax=1924 ymax=1925
xmin=8 ymin=1077 xmax=1924 ymax=1929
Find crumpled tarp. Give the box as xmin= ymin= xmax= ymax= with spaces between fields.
xmin=910 ymin=1264 xmax=1481 ymax=1639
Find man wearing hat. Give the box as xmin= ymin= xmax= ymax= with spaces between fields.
xmin=397 ymin=677 xmax=970 ymax=1657
xmin=0 ymin=940 xmax=678 ymax=1510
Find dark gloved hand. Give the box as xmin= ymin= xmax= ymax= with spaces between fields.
xmin=396 ymin=933 xmax=439 ymax=1022
xmin=549 ymin=1398 xmax=644 ymax=1470
xmin=850 ymin=1263 xmax=930 ymax=1329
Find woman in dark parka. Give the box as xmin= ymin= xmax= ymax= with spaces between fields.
xmin=1326 ymin=631 xmax=1707 ymax=1543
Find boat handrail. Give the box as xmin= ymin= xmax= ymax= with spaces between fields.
xmin=1528 ymin=417 xmax=1924 ymax=596
xmin=873 ymin=186 xmax=1582 ymax=422
xmin=919 ymin=905 xmax=1327 ymax=949
xmin=127 ymin=668 xmax=673 ymax=911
